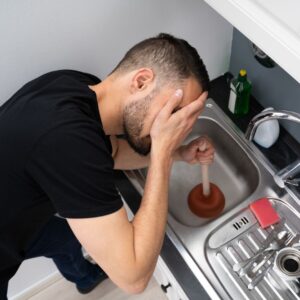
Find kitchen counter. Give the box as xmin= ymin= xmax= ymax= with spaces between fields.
xmin=113 ymin=73 xmax=300 ymax=299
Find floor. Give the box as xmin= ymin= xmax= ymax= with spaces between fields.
xmin=27 ymin=276 xmax=168 ymax=300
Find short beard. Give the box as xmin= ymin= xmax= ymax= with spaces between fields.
xmin=123 ymin=90 xmax=157 ymax=156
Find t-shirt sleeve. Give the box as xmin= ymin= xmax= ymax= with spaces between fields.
xmin=26 ymin=121 xmax=123 ymax=218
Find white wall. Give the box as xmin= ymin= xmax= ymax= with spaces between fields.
xmin=0 ymin=0 xmax=232 ymax=103
xmin=1 ymin=0 xmax=233 ymax=298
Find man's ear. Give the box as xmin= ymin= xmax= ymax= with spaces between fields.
xmin=130 ymin=68 xmax=155 ymax=93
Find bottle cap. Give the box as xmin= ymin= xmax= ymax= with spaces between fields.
xmin=239 ymin=69 xmax=247 ymax=76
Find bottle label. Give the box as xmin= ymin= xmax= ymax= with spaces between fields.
xmin=228 ymin=83 xmax=237 ymax=113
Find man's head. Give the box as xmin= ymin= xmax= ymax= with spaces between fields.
xmin=111 ymin=33 xmax=210 ymax=155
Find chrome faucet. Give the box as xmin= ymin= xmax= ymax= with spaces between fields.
xmin=274 ymin=159 xmax=300 ymax=188
xmin=245 ymin=109 xmax=300 ymax=141
xmin=245 ymin=109 xmax=300 ymax=188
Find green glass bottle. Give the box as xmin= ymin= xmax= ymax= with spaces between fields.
xmin=228 ymin=69 xmax=252 ymax=115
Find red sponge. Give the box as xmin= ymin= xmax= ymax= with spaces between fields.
xmin=250 ymin=198 xmax=280 ymax=229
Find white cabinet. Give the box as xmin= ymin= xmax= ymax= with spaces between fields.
xmin=154 ymin=256 xmax=189 ymax=300
xmin=204 ymin=0 xmax=300 ymax=84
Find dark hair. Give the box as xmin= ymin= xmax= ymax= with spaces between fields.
xmin=112 ymin=33 xmax=210 ymax=91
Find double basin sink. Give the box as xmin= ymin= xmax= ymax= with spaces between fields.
xmin=125 ymin=99 xmax=300 ymax=299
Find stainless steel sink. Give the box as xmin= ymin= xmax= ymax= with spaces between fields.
xmin=125 ymin=99 xmax=300 ymax=300
xmin=139 ymin=117 xmax=259 ymax=227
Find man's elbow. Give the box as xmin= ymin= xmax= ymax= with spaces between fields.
xmin=121 ymin=276 xmax=150 ymax=295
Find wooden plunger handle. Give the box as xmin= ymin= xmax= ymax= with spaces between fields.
xmin=202 ymin=164 xmax=210 ymax=196
xmin=199 ymin=142 xmax=210 ymax=196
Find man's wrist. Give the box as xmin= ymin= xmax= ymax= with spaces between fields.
xmin=150 ymin=148 xmax=173 ymax=171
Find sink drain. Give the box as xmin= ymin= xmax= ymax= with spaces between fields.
xmin=274 ymin=247 xmax=300 ymax=279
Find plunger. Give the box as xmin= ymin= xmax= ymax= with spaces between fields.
xmin=188 ymin=143 xmax=225 ymax=218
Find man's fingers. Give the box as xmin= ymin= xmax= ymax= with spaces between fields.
xmin=183 ymin=91 xmax=208 ymax=116
xmin=159 ymin=89 xmax=183 ymax=119
xmin=187 ymin=92 xmax=208 ymax=114
xmin=199 ymin=159 xmax=214 ymax=165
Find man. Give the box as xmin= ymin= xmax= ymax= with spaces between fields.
xmin=0 ymin=33 xmax=213 ymax=298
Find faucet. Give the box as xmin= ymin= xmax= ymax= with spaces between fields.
xmin=245 ymin=109 xmax=300 ymax=188
xmin=245 ymin=110 xmax=300 ymax=141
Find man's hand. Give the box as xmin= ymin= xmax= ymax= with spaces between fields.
xmin=176 ymin=136 xmax=215 ymax=165
xmin=111 ymin=90 xmax=208 ymax=170
xmin=150 ymin=89 xmax=208 ymax=160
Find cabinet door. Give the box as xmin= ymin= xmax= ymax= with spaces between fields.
xmin=154 ymin=257 xmax=189 ymax=300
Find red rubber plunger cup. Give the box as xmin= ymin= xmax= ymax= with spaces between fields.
xmin=188 ymin=144 xmax=225 ymax=218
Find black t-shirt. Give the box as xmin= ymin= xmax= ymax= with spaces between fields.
xmin=0 ymin=70 xmax=123 ymax=273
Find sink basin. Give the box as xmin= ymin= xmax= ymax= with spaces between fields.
xmin=141 ymin=118 xmax=259 ymax=227
xmin=125 ymin=99 xmax=300 ymax=300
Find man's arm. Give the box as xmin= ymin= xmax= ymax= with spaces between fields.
xmin=67 ymin=90 xmax=208 ymax=294
xmin=67 ymin=153 xmax=171 ymax=293
xmin=111 ymin=135 xmax=214 ymax=170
